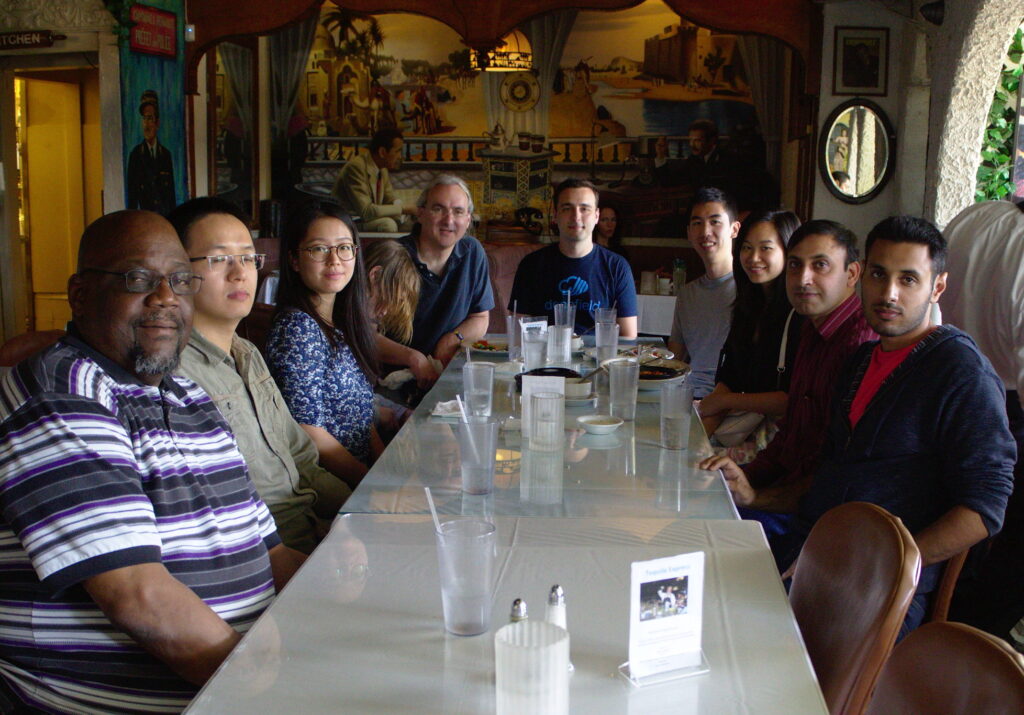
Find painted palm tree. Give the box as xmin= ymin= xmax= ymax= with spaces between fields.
xmin=322 ymin=8 xmax=384 ymax=63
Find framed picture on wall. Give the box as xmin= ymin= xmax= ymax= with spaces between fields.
xmin=833 ymin=27 xmax=888 ymax=96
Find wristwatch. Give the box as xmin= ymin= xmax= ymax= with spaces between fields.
xmin=454 ymin=331 xmax=465 ymax=342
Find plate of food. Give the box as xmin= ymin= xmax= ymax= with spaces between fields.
xmin=469 ymin=339 xmax=508 ymax=355
xmin=583 ymin=345 xmax=675 ymax=361
xmin=637 ymin=358 xmax=690 ymax=390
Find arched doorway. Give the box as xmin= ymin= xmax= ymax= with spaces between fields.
xmin=926 ymin=0 xmax=1024 ymax=226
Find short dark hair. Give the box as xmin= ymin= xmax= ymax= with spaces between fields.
xmin=139 ymin=89 xmax=159 ymax=119
xmin=553 ymin=177 xmax=599 ymax=207
xmin=688 ymin=186 xmax=737 ymax=224
xmin=788 ymin=219 xmax=859 ymax=267
xmin=689 ymin=118 xmax=717 ymax=142
xmin=167 ymin=196 xmax=250 ymax=250
xmin=865 ymin=215 xmax=948 ymax=275
xmin=370 ymin=128 xmax=403 ymax=155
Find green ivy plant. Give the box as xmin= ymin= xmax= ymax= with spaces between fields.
xmin=102 ymin=0 xmax=135 ymax=46
xmin=976 ymin=26 xmax=1023 ymax=202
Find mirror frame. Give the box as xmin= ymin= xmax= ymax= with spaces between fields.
xmin=818 ymin=97 xmax=896 ymax=204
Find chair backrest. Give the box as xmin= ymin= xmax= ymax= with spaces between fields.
xmin=867 ymin=621 xmax=1024 ymax=714
xmin=0 ymin=329 xmax=66 ymax=367
xmin=789 ymin=501 xmax=922 ymax=715
xmin=927 ymin=547 xmax=968 ymax=623
xmin=483 ymin=241 xmax=543 ymax=334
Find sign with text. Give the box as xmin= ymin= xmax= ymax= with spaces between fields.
xmin=0 ymin=31 xmax=63 ymax=50
xmin=627 ymin=551 xmax=705 ymax=681
xmin=129 ymin=4 xmax=176 ymax=58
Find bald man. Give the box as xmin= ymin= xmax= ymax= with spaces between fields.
xmin=0 ymin=210 xmax=306 ymax=713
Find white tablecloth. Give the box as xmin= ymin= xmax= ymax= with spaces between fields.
xmin=187 ymin=515 xmax=825 ymax=714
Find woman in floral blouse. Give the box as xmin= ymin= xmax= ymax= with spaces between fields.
xmin=268 ymin=200 xmax=382 ymax=486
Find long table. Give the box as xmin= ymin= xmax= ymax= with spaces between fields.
xmin=187 ymin=514 xmax=826 ymax=714
xmin=342 ymin=350 xmax=739 ymax=519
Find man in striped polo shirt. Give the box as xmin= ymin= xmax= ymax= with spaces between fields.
xmin=0 ymin=210 xmax=306 ymax=713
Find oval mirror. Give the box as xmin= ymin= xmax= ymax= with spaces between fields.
xmin=818 ymin=98 xmax=895 ymax=204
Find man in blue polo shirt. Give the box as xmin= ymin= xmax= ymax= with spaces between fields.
xmin=0 ymin=210 xmax=306 ymax=713
xmin=509 ymin=178 xmax=638 ymax=338
xmin=375 ymin=174 xmax=493 ymax=385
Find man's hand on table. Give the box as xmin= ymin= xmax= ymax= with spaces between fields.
xmin=433 ymin=332 xmax=463 ymax=366
xmin=699 ymin=455 xmax=756 ymax=507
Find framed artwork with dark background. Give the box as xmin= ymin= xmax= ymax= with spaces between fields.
xmin=833 ymin=27 xmax=889 ymax=96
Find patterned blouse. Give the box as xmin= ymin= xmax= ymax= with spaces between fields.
xmin=267 ymin=308 xmax=373 ymax=465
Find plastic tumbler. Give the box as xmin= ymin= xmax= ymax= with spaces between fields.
xmin=608 ymin=357 xmax=639 ymax=421
xmin=546 ymin=325 xmax=572 ymax=367
xmin=505 ymin=314 xmax=521 ymax=361
xmin=457 ymin=416 xmax=499 ymax=494
xmin=435 ymin=518 xmax=496 ymax=636
xmin=660 ymin=381 xmax=694 ymax=450
xmin=528 ymin=392 xmax=565 ymax=451
xmin=554 ymin=302 xmax=575 ymax=328
xmin=463 ymin=362 xmax=495 ymax=417
xmin=595 ymin=322 xmax=619 ymax=364
xmin=523 ymin=328 xmax=548 ymax=371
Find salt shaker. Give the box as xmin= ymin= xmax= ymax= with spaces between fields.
xmin=545 ymin=585 xmax=574 ymax=672
xmin=510 ymin=598 xmax=528 ymax=623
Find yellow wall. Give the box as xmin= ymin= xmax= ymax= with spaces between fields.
xmin=22 ymin=70 xmax=100 ymax=330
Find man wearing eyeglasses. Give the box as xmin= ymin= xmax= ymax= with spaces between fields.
xmin=0 ymin=210 xmax=306 ymax=713
xmin=382 ymin=174 xmax=493 ymax=380
xmin=170 ymin=197 xmax=352 ymax=555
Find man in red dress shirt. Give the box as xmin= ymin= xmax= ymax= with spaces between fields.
xmin=699 ymin=220 xmax=877 ymax=514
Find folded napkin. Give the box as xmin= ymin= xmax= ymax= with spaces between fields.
xmin=380 ymin=357 xmax=444 ymax=389
xmin=431 ymin=400 xmax=463 ymax=420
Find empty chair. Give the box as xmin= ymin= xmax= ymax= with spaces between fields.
xmin=867 ymin=621 xmax=1024 ymax=714
xmin=926 ymin=547 xmax=968 ymax=623
xmin=789 ymin=501 xmax=922 ymax=715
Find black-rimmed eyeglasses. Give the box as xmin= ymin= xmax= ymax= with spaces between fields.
xmin=79 ymin=268 xmax=203 ymax=296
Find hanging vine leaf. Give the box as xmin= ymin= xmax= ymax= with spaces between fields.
xmin=976 ymin=27 xmax=1024 ymax=202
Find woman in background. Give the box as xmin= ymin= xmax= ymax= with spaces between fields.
xmin=268 ymin=200 xmax=382 ymax=486
xmin=594 ymin=200 xmax=625 ymax=255
xmin=699 ymin=209 xmax=804 ymax=448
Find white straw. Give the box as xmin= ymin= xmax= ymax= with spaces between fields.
xmin=454 ymin=395 xmax=482 ymax=464
xmin=425 ymin=487 xmax=441 ymax=532
xmin=465 ymin=346 xmax=471 ymax=362
xmin=455 ymin=394 xmax=469 ymax=423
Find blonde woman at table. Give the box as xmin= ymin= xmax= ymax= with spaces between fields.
xmin=699 ymin=210 xmax=805 ymax=454
xmin=268 ymin=200 xmax=384 ymax=487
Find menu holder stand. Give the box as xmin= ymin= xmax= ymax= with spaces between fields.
xmin=617 ymin=652 xmax=710 ymax=688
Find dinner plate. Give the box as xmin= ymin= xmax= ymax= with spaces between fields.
xmin=468 ymin=339 xmax=508 ymax=355
xmin=583 ymin=346 xmax=675 ymax=361
xmin=637 ymin=358 xmax=691 ymax=390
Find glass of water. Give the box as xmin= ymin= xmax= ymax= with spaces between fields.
xmin=660 ymin=381 xmax=694 ymax=450
xmin=463 ymin=362 xmax=495 ymax=417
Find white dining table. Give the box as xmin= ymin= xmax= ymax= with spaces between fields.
xmin=186 ymin=514 xmax=826 ymax=714
xmin=345 ymin=351 xmax=739 ymax=520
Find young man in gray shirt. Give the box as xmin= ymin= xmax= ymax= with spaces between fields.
xmin=668 ymin=187 xmax=740 ymax=398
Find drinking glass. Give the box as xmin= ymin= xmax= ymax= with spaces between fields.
xmin=528 ymin=392 xmax=564 ymax=451
xmin=660 ymin=381 xmax=694 ymax=450
xmin=546 ymin=325 xmax=572 ymax=367
xmin=435 ymin=518 xmax=496 ymax=636
xmin=463 ymin=362 xmax=495 ymax=417
xmin=608 ymin=358 xmax=639 ymax=421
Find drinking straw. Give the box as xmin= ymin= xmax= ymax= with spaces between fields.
xmin=454 ymin=394 xmax=482 ymax=464
xmin=425 ymin=487 xmax=441 ymax=532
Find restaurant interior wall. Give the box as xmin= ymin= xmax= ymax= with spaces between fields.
xmin=190 ymin=0 xmax=815 ymax=236
xmin=0 ymin=0 xmax=122 ymax=344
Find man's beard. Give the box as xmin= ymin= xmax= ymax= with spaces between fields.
xmin=130 ymin=346 xmax=180 ymax=377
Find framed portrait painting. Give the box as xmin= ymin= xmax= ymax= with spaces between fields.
xmin=833 ymin=27 xmax=889 ymax=96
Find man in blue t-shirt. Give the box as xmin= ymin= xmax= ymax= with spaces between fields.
xmin=509 ymin=178 xmax=637 ymax=337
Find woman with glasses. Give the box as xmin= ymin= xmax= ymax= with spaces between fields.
xmin=267 ymin=200 xmax=382 ymax=485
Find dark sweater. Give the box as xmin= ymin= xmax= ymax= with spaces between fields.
xmin=794 ymin=324 xmax=1016 ymax=591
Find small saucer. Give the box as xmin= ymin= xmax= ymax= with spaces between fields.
xmin=577 ymin=414 xmax=624 ymax=435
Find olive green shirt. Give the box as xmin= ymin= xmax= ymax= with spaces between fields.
xmin=178 ymin=329 xmax=351 ymax=553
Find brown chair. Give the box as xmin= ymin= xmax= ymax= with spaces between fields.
xmin=0 ymin=329 xmax=66 ymax=367
xmin=866 ymin=621 xmax=1024 ymax=714
xmin=482 ymin=241 xmax=543 ymax=334
xmin=789 ymin=502 xmax=922 ymax=715
xmin=927 ymin=547 xmax=968 ymax=622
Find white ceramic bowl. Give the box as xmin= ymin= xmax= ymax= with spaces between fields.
xmin=577 ymin=414 xmax=624 ymax=435
xmin=564 ymin=378 xmax=592 ymax=398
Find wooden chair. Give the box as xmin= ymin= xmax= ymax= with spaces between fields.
xmin=0 ymin=329 xmax=66 ymax=367
xmin=927 ymin=547 xmax=968 ymax=622
xmin=867 ymin=621 xmax=1024 ymax=714
xmin=789 ymin=502 xmax=922 ymax=715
